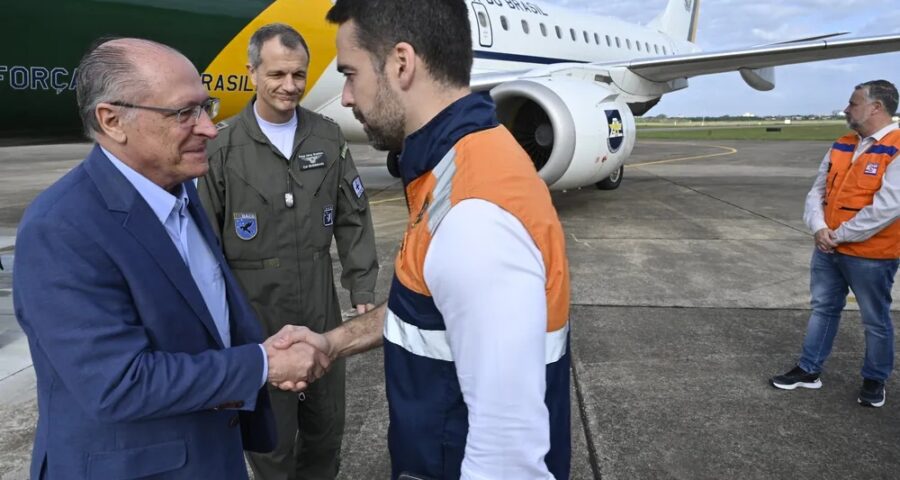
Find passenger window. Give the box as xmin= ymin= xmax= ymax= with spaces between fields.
xmin=662 ymin=45 xmax=668 ymax=54
xmin=583 ymin=31 xmax=589 ymax=43
xmin=645 ymin=42 xmax=651 ymax=52
xmin=636 ymin=41 xmax=641 ymax=51
xmin=555 ymin=25 xmax=562 ymax=39
xmin=605 ymin=35 xmax=612 ymax=47
xmin=477 ymin=12 xmax=488 ymax=28
xmin=522 ymin=20 xmax=529 ymax=34
xmin=540 ymin=23 xmax=547 ymax=36
xmin=626 ymin=39 xmax=631 ymax=49
xmin=500 ymin=16 xmax=508 ymax=31
xmin=615 ymin=37 xmax=621 ymax=48
xmin=654 ymin=44 xmax=659 ymax=54
xmin=594 ymin=33 xmax=600 ymax=45
xmin=570 ymin=28 xmax=576 ymax=41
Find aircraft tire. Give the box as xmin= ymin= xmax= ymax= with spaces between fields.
xmin=595 ymin=165 xmax=623 ymax=190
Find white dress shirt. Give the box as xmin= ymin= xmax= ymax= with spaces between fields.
xmin=103 ymin=147 xmax=268 ymax=389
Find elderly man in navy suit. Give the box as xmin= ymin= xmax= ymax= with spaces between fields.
xmin=13 ymin=38 xmax=330 ymax=479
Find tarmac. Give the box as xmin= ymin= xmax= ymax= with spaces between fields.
xmin=1 ymin=139 xmax=899 ymax=479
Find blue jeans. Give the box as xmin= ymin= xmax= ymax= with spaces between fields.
xmin=798 ymin=249 xmax=899 ymax=381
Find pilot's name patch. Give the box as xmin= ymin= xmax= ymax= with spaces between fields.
xmin=298 ymin=151 xmax=326 ymax=170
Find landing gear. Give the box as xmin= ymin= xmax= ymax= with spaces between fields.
xmin=595 ymin=164 xmax=623 ymax=190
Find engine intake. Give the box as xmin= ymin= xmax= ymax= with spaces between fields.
xmin=492 ymin=77 xmax=635 ymax=190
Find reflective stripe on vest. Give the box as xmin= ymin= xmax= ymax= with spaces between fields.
xmin=384 ymin=308 xmax=570 ymax=364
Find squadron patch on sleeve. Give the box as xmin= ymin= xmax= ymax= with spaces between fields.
xmin=864 ymin=162 xmax=879 ymax=175
xmin=233 ymin=212 xmax=258 ymax=240
xmin=352 ymin=176 xmax=365 ymax=198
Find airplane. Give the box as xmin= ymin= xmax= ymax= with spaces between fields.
xmin=2 ymin=0 xmax=900 ymax=191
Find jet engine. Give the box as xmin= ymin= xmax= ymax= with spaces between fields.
xmin=491 ymin=77 xmax=636 ymax=190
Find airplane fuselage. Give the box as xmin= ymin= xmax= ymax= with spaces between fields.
xmin=0 ymin=0 xmax=693 ymax=140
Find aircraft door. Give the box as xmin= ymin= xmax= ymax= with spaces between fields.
xmin=471 ymin=2 xmax=493 ymax=47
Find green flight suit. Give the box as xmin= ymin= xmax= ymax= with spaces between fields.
xmin=198 ymin=101 xmax=378 ymax=480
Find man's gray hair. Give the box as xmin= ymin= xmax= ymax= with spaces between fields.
xmin=75 ymin=38 xmax=173 ymax=140
xmin=856 ymin=79 xmax=899 ymax=116
xmin=248 ymin=23 xmax=310 ymax=69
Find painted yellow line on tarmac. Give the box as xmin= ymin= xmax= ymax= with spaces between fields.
xmin=370 ymin=196 xmax=405 ymax=205
xmin=627 ymin=143 xmax=738 ymax=168
xmin=368 ymin=142 xmax=737 ymax=204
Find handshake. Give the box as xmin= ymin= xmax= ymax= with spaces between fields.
xmin=263 ymin=325 xmax=333 ymax=392
xmin=261 ymin=302 xmax=383 ymax=392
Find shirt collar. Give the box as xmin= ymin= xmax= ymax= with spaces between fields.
xmin=253 ymin=100 xmax=297 ymax=128
xmin=398 ymin=92 xmax=499 ymax=185
xmin=868 ymin=122 xmax=899 ymax=142
xmin=101 ymin=146 xmax=188 ymax=225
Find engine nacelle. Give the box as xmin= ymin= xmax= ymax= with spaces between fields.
xmin=491 ymin=77 xmax=636 ymax=190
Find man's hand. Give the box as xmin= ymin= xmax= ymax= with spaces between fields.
xmin=355 ymin=303 xmax=376 ymax=315
xmin=814 ymin=228 xmax=838 ymax=253
xmin=263 ymin=328 xmax=332 ymax=392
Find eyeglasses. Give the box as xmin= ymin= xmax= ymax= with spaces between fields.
xmin=110 ymin=97 xmax=220 ymax=124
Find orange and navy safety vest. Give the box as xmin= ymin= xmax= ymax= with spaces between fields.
xmin=383 ymin=93 xmax=571 ymax=479
xmin=824 ymin=129 xmax=900 ymax=259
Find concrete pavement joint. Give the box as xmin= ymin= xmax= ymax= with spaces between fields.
xmin=0 ymin=366 xmax=32 ymax=384
xmin=632 ymin=166 xmax=811 ymax=236
xmin=571 ymin=355 xmax=603 ymax=480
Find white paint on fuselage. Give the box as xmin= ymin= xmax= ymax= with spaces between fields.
xmin=305 ymin=0 xmax=700 ymax=145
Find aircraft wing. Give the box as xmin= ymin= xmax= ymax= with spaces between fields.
xmin=615 ymin=34 xmax=900 ymax=82
xmin=471 ymin=34 xmax=900 ymax=91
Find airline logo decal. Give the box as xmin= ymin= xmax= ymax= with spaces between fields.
xmin=606 ymin=110 xmax=624 ymax=153
xmin=203 ymin=0 xmax=338 ymax=120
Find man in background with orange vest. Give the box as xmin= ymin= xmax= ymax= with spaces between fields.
xmin=771 ymin=80 xmax=900 ymax=408
xmin=272 ymin=0 xmax=572 ymax=478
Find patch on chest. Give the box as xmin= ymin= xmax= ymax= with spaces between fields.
xmin=297 ymin=151 xmax=326 ymax=170
xmin=323 ymin=204 xmax=335 ymax=227
xmin=864 ymin=162 xmax=879 ymax=176
xmin=233 ymin=212 xmax=258 ymax=240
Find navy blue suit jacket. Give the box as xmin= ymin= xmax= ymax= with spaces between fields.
xmin=13 ymin=146 xmax=275 ymax=479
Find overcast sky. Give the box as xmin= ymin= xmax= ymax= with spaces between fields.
xmin=546 ymin=0 xmax=900 ymax=116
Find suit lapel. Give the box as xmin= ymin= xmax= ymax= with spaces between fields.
xmin=186 ymin=181 xmax=264 ymax=345
xmin=83 ymin=147 xmax=225 ymax=348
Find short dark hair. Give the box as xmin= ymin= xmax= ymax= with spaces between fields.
xmin=248 ymin=23 xmax=310 ymax=68
xmin=326 ymin=0 xmax=472 ymax=88
xmin=856 ymin=79 xmax=899 ymax=116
